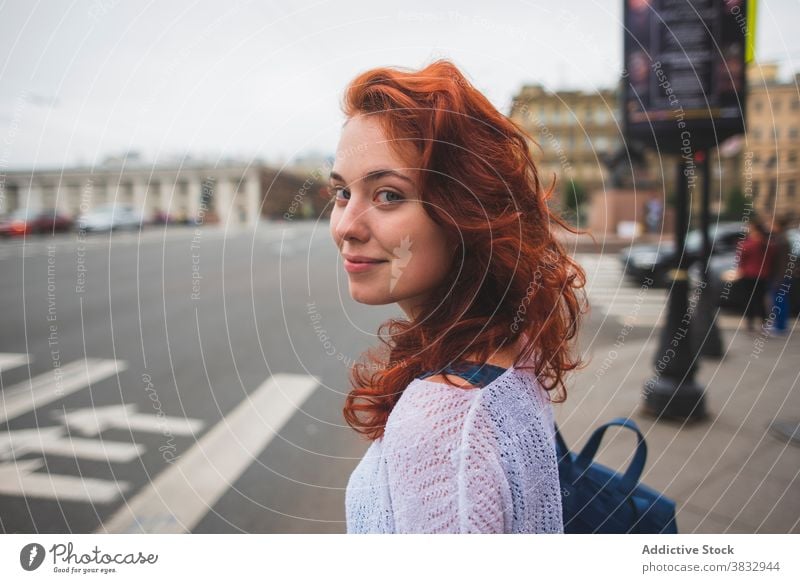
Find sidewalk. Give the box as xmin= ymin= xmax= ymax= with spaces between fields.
xmin=555 ymin=322 xmax=800 ymax=533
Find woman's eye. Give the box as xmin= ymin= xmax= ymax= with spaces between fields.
xmin=330 ymin=186 xmax=350 ymax=203
xmin=375 ymin=190 xmax=404 ymax=205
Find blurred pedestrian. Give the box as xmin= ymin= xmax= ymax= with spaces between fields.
xmin=736 ymin=221 xmax=775 ymax=332
xmin=766 ymin=217 xmax=793 ymax=335
xmin=644 ymin=194 xmax=663 ymax=234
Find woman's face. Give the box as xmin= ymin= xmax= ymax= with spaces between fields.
xmin=329 ymin=114 xmax=454 ymax=318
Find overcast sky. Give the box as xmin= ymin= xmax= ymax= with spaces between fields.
xmin=1 ymin=0 xmax=798 ymax=171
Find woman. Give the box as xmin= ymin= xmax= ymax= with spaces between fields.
xmin=766 ymin=217 xmax=794 ymax=335
xmin=736 ymin=221 xmax=775 ymax=332
xmin=328 ymin=60 xmax=586 ymax=533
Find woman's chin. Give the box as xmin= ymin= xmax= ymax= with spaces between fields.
xmin=348 ymin=286 xmax=392 ymax=306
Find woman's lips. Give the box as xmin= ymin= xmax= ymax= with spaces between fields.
xmin=344 ymin=258 xmax=388 ymax=273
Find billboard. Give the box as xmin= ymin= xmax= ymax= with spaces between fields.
xmin=623 ymin=0 xmax=753 ymax=152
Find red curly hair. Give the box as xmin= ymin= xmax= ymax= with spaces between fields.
xmin=339 ymin=59 xmax=587 ymax=441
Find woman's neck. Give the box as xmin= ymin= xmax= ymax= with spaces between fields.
xmin=463 ymin=337 xmax=524 ymax=369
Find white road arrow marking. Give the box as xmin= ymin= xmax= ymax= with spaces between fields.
xmin=1 ymin=358 xmax=126 ymax=424
xmin=98 ymin=373 xmax=319 ymax=533
xmin=52 ymin=404 xmax=204 ymax=437
xmin=0 ymin=458 xmax=129 ymax=503
xmin=0 ymin=353 xmax=29 ymax=373
xmin=0 ymin=427 xmax=144 ymax=463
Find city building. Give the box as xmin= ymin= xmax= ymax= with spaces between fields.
xmin=509 ymin=68 xmax=799 ymax=234
xmin=0 ymin=158 xmax=313 ymax=226
xmin=744 ymin=63 xmax=800 ymax=222
xmin=508 ymin=85 xmax=622 ymax=197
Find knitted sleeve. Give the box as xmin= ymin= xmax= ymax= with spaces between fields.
xmin=381 ymin=383 xmax=513 ymax=533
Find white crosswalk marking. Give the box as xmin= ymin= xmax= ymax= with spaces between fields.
xmin=0 ymin=427 xmax=145 ymax=463
xmin=99 ymin=373 xmax=320 ymax=533
xmin=0 ymin=358 xmax=126 ymax=424
xmin=575 ymin=253 xmax=667 ymax=326
xmin=0 ymin=458 xmax=129 ymax=503
xmin=0 ymin=352 xmax=29 ymax=373
xmin=574 ymin=253 xmax=746 ymax=330
xmin=53 ymin=404 xmax=204 ymax=437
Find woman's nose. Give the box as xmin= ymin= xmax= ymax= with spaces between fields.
xmin=333 ymin=196 xmax=371 ymax=243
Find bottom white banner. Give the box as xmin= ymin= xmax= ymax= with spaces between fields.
xmin=1 ymin=534 xmax=798 ymax=582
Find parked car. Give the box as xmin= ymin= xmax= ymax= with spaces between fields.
xmin=77 ymin=204 xmax=144 ymax=232
xmin=619 ymin=222 xmax=746 ymax=287
xmin=0 ymin=208 xmax=73 ymax=237
xmin=691 ymin=228 xmax=800 ymax=316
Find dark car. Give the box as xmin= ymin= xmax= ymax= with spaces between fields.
xmin=0 ymin=208 xmax=73 ymax=237
xmin=619 ymin=222 xmax=746 ymax=287
xmin=693 ymin=228 xmax=800 ymax=316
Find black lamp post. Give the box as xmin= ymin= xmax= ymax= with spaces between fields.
xmin=691 ymin=150 xmax=725 ymax=358
xmin=642 ymin=158 xmax=707 ymax=421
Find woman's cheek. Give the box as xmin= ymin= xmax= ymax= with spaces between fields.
xmin=329 ymin=209 xmax=341 ymax=244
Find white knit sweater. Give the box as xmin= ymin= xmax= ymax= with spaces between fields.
xmin=345 ymin=364 xmax=564 ymax=533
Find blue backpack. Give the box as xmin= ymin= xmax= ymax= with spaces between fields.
xmin=417 ymin=362 xmax=678 ymax=534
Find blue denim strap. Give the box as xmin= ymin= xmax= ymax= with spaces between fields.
xmin=417 ymin=362 xmax=507 ymax=387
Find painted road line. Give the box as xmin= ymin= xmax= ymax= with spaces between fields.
xmin=53 ymin=404 xmax=204 ymax=437
xmin=0 ymin=458 xmax=130 ymax=503
xmin=98 ymin=373 xmax=319 ymax=533
xmin=0 ymin=358 xmax=126 ymax=425
xmin=0 ymin=353 xmax=30 ymax=373
xmin=0 ymin=427 xmax=145 ymax=463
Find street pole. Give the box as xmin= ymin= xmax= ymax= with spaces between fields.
xmin=691 ymin=150 xmax=724 ymax=358
xmin=642 ymin=158 xmax=707 ymax=421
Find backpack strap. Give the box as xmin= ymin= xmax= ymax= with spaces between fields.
xmin=573 ymin=417 xmax=648 ymax=495
xmin=417 ymin=361 xmax=508 ymax=388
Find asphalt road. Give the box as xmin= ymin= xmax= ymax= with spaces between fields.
xmin=0 ymin=220 xmax=666 ymax=533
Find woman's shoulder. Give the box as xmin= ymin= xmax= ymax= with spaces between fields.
xmin=385 ymin=365 xmax=553 ymax=442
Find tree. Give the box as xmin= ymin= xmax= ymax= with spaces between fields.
xmin=562 ymin=179 xmax=588 ymax=212
xmin=723 ymin=187 xmax=747 ymax=221
xmin=561 ymin=179 xmax=588 ymax=226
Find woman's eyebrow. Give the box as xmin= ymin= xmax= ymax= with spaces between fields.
xmin=329 ymin=169 xmax=414 ymax=186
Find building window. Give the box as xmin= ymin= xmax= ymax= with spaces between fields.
xmin=787 ymin=181 xmax=797 ymax=199
xmin=594 ymin=108 xmax=608 ymax=124
xmin=753 ymin=99 xmax=763 ymax=112
xmin=92 ymin=181 xmax=107 ymax=205
xmin=121 ymin=182 xmax=134 ymax=203
xmin=789 ymin=127 xmax=799 ymax=139
xmin=753 ymin=129 xmax=762 ymax=141
xmin=766 ymin=181 xmax=776 ymax=206
xmin=594 ymin=136 xmax=610 ymax=152
xmin=42 ymin=185 xmax=55 ymax=208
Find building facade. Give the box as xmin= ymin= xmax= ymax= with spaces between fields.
xmin=745 ymin=63 xmax=800 ymax=222
xmin=509 ymin=85 xmax=622 ymax=196
xmin=0 ymin=160 xmax=312 ymax=226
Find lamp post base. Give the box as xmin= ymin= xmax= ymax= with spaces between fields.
xmin=642 ymin=376 xmax=707 ymax=422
